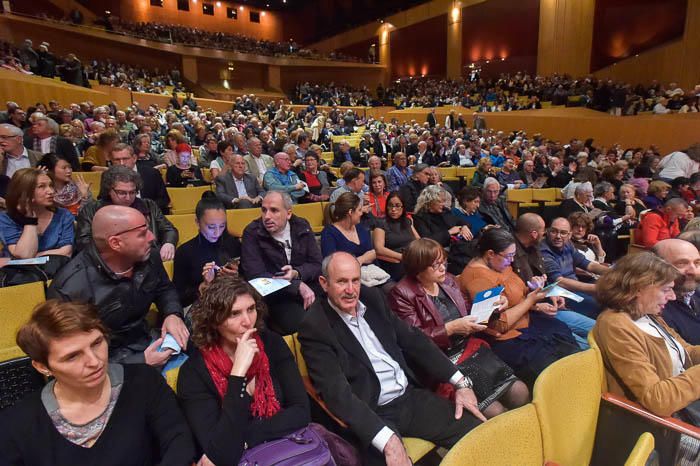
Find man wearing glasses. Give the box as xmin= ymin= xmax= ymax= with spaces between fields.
xmin=540 ymin=217 xmax=609 ymax=318
xmin=48 ymin=205 xmax=188 ymax=367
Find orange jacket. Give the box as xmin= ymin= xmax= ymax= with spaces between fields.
xmin=638 ymin=210 xmax=680 ymax=248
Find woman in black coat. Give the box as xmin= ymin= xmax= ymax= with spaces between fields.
xmin=413 ymin=185 xmax=472 ymax=248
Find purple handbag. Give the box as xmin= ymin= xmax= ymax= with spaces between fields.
xmin=238 ymin=423 xmax=336 ymax=466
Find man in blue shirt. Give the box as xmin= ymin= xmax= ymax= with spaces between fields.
xmin=540 ymin=217 xmax=609 ymax=318
xmin=653 ymin=239 xmax=700 ymax=345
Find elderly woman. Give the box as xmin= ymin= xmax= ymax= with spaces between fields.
xmin=173 ymin=192 xmax=241 ymax=308
xmin=297 ymin=151 xmax=330 ymax=202
xmin=471 ymin=157 xmax=493 ymax=188
xmin=644 ymin=180 xmax=671 ymax=210
xmin=390 ymin=238 xmax=529 ymax=418
xmin=132 ymin=133 xmax=161 ymax=169
xmin=460 ymin=228 xmax=581 ymax=387
xmin=209 ymin=141 xmax=235 ymax=180
xmin=413 ymin=185 xmax=472 ymax=248
xmin=0 ymin=300 xmax=195 ymax=465
xmin=81 ymin=129 xmax=120 ymax=172
xmin=320 ymin=192 xmax=375 ymax=265
xmin=177 ymin=276 xmax=313 ymax=466
xmin=451 ymin=186 xmax=488 ymax=236
xmin=367 ymin=170 xmax=389 ymax=219
xmin=616 ymin=183 xmax=647 ymax=218
xmin=0 ymin=168 xmax=74 ymax=261
xmin=372 ymin=192 xmax=420 ymax=281
xmin=592 ymin=252 xmax=700 ymax=463
xmin=568 ymin=211 xmax=606 ymax=268
xmin=76 ymin=166 xmax=178 ymax=260
xmin=38 ymin=153 xmax=92 ymax=216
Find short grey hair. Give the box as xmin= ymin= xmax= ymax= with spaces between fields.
xmin=574 ymin=181 xmax=593 ymax=196
xmin=0 ymin=123 xmax=23 ymax=137
xmin=482 ymin=177 xmax=500 ymax=191
xmin=263 ymin=190 xmax=293 ymax=210
xmin=415 ymin=184 xmax=446 ymax=214
xmin=99 ymin=166 xmax=143 ymax=199
xmin=594 ymin=181 xmax=614 ymax=198
xmin=321 ymin=251 xmax=360 ymax=279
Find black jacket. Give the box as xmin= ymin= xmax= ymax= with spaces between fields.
xmin=413 ymin=209 xmax=466 ymax=247
xmin=177 ymin=331 xmax=310 ymax=466
xmin=25 ymin=135 xmax=79 ymax=170
xmin=137 ymin=161 xmax=171 ymax=214
xmin=76 ymin=198 xmax=178 ymax=252
xmin=298 ymin=286 xmax=459 ymax=447
xmin=479 ymin=198 xmax=516 ymax=232
xmin=398 ymin=179 xmax=426 ymax=213
xmin=47 ymin=244 xmax=183 ymax=360
xmin=240 ymin=215 xmax=322 ymax=297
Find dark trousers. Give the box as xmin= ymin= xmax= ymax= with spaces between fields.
xmin=363 ymin=387 xmax=481 ymax=466
xmin=264 ymin=281 xmax=322 ymax=335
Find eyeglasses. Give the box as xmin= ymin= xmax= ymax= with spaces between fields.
xmin=431 ymin=260 xmax=447 ymax=271
xmin=387 ymin=203 xmax=404 ymax=210
xmin=548 ymin=228 xmax=570 ymax=237
xmin=112 ymin=223 xmax=147 ymax=237
xmin=497 ymin=252 xmax=516 ymax=261
xmin=112 ymin=188 xmax=138 ymax=198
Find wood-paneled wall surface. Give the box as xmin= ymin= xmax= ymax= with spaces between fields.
xmin=593 ymin=0 xmax=700 ymax=92
xmin=537 ymin=0 xmax=596 ymax=77
xmin=385 ymin=107 xmax=700 ymax=155
xmin=0 ymin=70 xmax=112 ymax=108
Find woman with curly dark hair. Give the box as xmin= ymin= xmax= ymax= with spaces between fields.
xmin=177 ymin=275 xmax=312 ymax=466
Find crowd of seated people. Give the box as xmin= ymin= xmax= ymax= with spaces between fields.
xmin=0 ymin=84 xmax=700 ymax=465
xmin=0 ymin=38 xmax=187 ymax=95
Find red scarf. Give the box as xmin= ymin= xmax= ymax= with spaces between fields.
xmin=200 ymin=333 xmax=280 ymax=418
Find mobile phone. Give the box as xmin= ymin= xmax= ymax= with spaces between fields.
xmin=274 ymin=271 xmax=286 ymax=277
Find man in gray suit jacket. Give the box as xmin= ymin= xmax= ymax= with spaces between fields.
xmin=215 ymin=154 xmax=265 ymax=209
xmin=0 ymin=123 xmax=42 ymax=178
xmin=243 ymin=137 xmax=274 ymax=184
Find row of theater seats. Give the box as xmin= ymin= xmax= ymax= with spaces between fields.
xmin=0 ymin=279 xmax=664 ymax=465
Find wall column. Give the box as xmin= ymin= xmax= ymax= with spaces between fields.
xmin=378 ymin=25 xmax=391 ymax=86
xmin=266 ymin=65 xmax=282 ymax=91
xmin=181 ymin=56 xmax=198 ymax=84
xmin=537 ymin=0 xmax=595 ymax=77
xmin=446 ymin=4 xmax=463 ymax=79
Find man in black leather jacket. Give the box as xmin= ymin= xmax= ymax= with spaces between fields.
xmin=48 ymin=205 xmax=188 ymax=366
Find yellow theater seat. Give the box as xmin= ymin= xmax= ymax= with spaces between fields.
xmin=227 ymin=207 xmax=261 ymax=237
xmin=438 ymin=166 xmax=458 ymax=181
xmin=167 ymin=185 xmax=213 ymax=214
xmin=625 ymin=433 xmax=655 ymax=466
xmin=456 ymin=167 xmax=476 ymax=183
xmin=0 ymin=281 xmax=46 ymax=360
xmin=162 ymin=260 xmax=174 ymax=281
xmin=292 ymin=203 xmax=324 ymax=233
xmin=440 ymin=404 xmax=544 ymax=466
xmin=74 ymin=171 xmax=102 ymax=198
xmin=166 ymin=214 xmax=199 ymax=246
xmin=531 ymin=188 xmax=557 ymax=202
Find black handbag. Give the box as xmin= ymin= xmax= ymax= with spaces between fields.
xmin=0 ymin=254 xmax=70 ymax=288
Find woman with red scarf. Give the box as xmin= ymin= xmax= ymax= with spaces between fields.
xmin=177 ymin=276 xmax=311 ymax=466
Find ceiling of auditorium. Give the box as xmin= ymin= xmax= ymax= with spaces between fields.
xmin=252 ymin=0 xmax=430 ymax=43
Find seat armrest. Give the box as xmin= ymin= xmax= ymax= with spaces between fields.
xmin=602 ymin=392 xmax=700 ymax=440
xmin=302 ymin=376 xmax=348 ymax=428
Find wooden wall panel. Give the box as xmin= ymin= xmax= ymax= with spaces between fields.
xmin=390 ymin=14 xmax=447 ymax=79
xmin=537 ymin=0 xmax=595 ymax=77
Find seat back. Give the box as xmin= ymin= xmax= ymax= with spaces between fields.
xmin=226 ymin=207 xmax=262 ymax=238
xmin=165 ymin=366 xmax=180 ymax=393
xmin=533 ymin=350 xmax=603 ymax=466
xmin=291 ymin=203 xmax=324 ymax=233
xmin=0 ymin=281 xmax=46 ymax=360
xmin=167 ymin=186 xmax=213 ymax=214
xmin=532 ymin=188 xmax=557 ymax=202
xmin=74 ymin=171 xmax=102 ymax=198
xmin=440 ymin=404 xmax=544 ymax=466
xmin=506 ymin=188 xmax=533 ymax=203
xmin=166 ymin=214 xmax=199 ymax=246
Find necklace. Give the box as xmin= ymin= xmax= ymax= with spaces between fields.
xmin=113 ymin=266 xmax=134 ymax=276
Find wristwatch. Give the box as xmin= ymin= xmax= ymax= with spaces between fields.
xmin=454 ymin=376 xmax=473 ymax=390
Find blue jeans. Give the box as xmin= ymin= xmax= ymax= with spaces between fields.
xmin=556 ymin=310 xmax=594 ymax=350
xmin=566 ymin=291 xmax=601 ymax=319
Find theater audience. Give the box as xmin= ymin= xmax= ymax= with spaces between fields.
xmin=321 ymin=192 xmax=375 ymax=265
xmin=244 ymin=137 xmax=274 ymax=185
xmin=390 ymin=238 xmax=529 ymax=417
xmin=557 ymin=182 xmax=594 ymax=217
xmin=166 ymin=143 xmax=204 ymax=187
xmin=372 ymin=192 xmax=420 ymax=281
xmin=173 ymin=193 xmax=241 ymax=308
xmin=0 ymin=123 xmax=41 ymax=178
xmin=297 ymin=151 xmax=330 ymax=202
xmin=460 ymin=228 xmax=581 ymax=386
xmin=451 ymin=186 xmax=488 ymax=237
xmin=27 ymin=113 xmax=79 ymax=170
xmin=0 ymin=168 xmax=74 ymax=259
xmin=82 ymin=129 xmax=119 ymax=172
xmin=540 ymin=217 xmax=609 ymax=318
xmin=110 ymin=143 xmax=171 ymax=214
xmin=592 ymin=253 xmax=700 ymax=430
xmin=38 ymin=153 xmax=91 ymax=216
xmin=298 ymin=252 xmax=485 ymax=466
xmin=413 ymin=185 xmax=471 ymax=248
xmin=263 ymin=152 xmax=306 ymax=204
xmin=658 ymin=144 xmax=700 ymax=182
xmin=398 ymin=163 xmax=430 ymax=213
xmin=215 ymin=154 xmax=264 ymax=209
xmin=638 ymin=198 xmax=688 ymax=248
xmin=470 ymin=157 xmax=493 ymax=188
xmin=177 ymin=276 xmax=313 ymax=466
xmin=240 ymin=191 xmax=322 ymax=334
xmin=616 ymin=183 xmax=647 ymax=218
xmin=75 ymin=166 xmax=178 ymax=260
xmin=644 ymin=180 xmax=671 ymax=210
xmin=48 ymin=205 xmax=188 ymax=366
xmin=479 ymin=177 xmax=516 ymax=232
xmin=385 ymin=152 xmax=412 ymax=192
xmin=568 ymin=211 xmax=607 ymax=264
xmin=329 ymin=167 xmax=366 ymax=205
xmin=209 ymin=141 xmax=234 ymax=180
xmin=367 ymin=171 xmax=388 ymax=219
xmin=0 ymin=300 xmax=195 ymax=465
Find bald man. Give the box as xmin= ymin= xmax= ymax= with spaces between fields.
xmin=48 ymin=205 xmax=188 ymax=366
xmin=652 ymin=239 xmax=700 ymax=344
